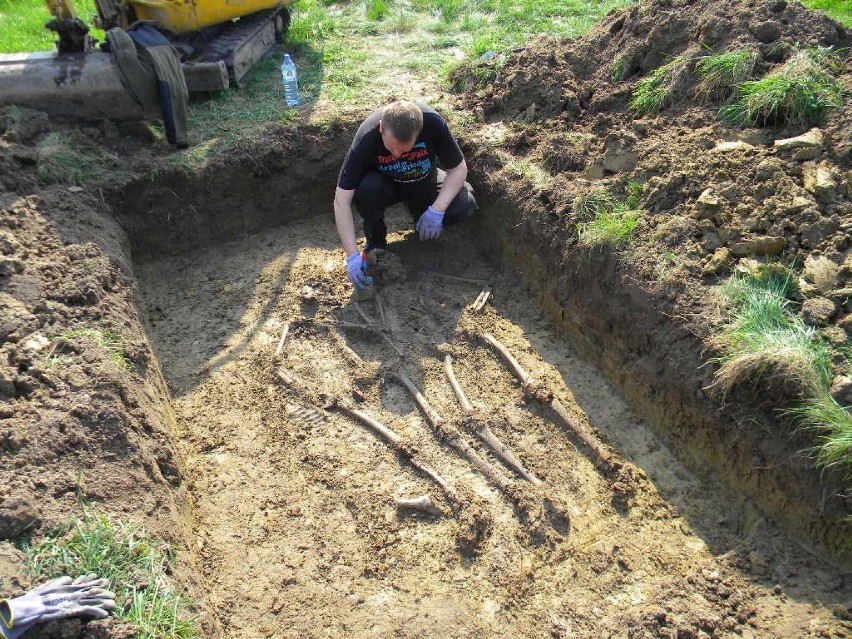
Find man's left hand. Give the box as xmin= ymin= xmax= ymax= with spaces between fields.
xmin=416 ymin=206 xmax=445 ymax=241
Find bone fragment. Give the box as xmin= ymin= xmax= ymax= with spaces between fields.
xmin=337 ymin=321 xmax=373 ymax=330
xmin=395 ymin=494 xmax=444 ymax=518
xmin=353 ymin=301 xmax=373 ymax=325
xmin=375 ymin=291 xmax=387 ymax=329
xmin=344 ymin=306 xmax=404 ymax=357
xmin=429 ymin=271 xmax=489 ymax=287
xmin=275 ymin=323 xmax=290 ymax=357
xmin=471 ymin=290 xmax=491 ymax=313
xmin=333 ymin=334 xmax=364 ymax=365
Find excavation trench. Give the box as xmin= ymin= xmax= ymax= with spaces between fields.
xmin=105 ymin=125 xmax=850 ymax=638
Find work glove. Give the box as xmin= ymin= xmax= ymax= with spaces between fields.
xmin=345 ymin=252 xmax=373 ymax=291
xmin=415 ymin=206 xmax=445 ymax=241
xmin=0 ymin=574 xmax=116 ymax=639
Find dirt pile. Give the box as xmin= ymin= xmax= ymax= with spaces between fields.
xmin=457 ymin=0 xmax=852 ymax=327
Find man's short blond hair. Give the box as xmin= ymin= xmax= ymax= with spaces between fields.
xmin=381 ymin=101 xmax=424 ymax=143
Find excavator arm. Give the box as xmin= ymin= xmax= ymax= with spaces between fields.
xmin=44 ymin=0 xmax=96 ymax=52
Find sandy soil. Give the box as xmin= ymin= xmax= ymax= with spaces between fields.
xmin=130 ymin=207 xmax=850 ymax=638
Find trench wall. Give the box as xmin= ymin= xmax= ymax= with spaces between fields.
xmin=464 ymin=171 xmax=852 ymax=569
xmin=106 ymin=122 xmax=851 ymax=568
xmin=109 ymin=123 xmax=349 ymax=260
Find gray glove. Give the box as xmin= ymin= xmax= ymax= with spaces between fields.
xmin=1 ymin=574 xmax=116 ymax=639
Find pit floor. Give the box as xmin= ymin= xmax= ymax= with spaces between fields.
xmin=136 ymin=206 xmax=850 ymax=638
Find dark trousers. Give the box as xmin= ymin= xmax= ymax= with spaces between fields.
xmin=353 ymin=169 xmax=476 ymax=248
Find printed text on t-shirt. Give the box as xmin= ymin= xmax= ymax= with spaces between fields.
xmin=377 ymin=143 xmax=432 ymax=182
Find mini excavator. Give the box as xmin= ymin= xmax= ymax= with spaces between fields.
xmin=0 ymin=0 xmax=295 ymax=122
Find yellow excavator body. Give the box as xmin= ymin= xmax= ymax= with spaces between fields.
xmin=1 ymin=0 xmax=296 ymax=122
xmin=130 ymin=0 xmax=290 ymax=34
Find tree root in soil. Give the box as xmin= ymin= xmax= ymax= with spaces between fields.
xmin=391 ymin=370 xmax=571 ymax=545
xmin=275 ymin=365 xmax=492 ymax=554
xmin=481 ymin=332 xmax=642 ymax=510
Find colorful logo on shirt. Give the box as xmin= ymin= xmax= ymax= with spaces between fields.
xmin=377 ymin=142 xmax=432 ymax=182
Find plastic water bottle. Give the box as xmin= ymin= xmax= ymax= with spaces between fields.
xmin=281 ymin=53 xmax=300 ymax=106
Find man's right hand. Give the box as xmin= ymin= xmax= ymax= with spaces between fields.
xmin=345 ymin=253 xmax=373 ymax=290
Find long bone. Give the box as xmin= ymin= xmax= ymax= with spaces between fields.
xmin=391 ymin=370 xmax=515 ymax=495
xmin=481 ymin=332 xmax=623 ymax=479
xmin=276 ymin=365 xmax=494 ymax=552
xmin=443 ymin=354 xmax=543 ymax=485
xmin=276 ymin=366 xmax=454 ymax=506
xmin=391 ymin=370 xmax=570 ymax=540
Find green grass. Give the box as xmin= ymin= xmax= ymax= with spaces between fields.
xmin=34 ymin=130 xmax=122 ymax=185
xmin=801 ymin=0 xmax=852 ymax=27
xmin=628 ymin=54 xmax=691 ymax=115
xmin=713 ymin=277 xmax=831 ymax=392
xmin=575 ymin=181 xmax=642 ymax=247
xmin=694 ymin=49 xmax=758 ymax=100
xmin=365 ymin=0 xmax=389 ymax=21
xmin=712 ymin=269 xmax=852 ymax=479
xmin=574 ymin=189 xmax=617 ymax=221
xmin=611 ymin=53 xmax=627 ymax=82
xmin=24 ymin=510 xmax=200 ymax=639
xmin=504 ymin=157 xmax=551 ymax=189
xmin=719 ymin=48 xmax=844 ymax=127
xmin=50 ymin=327 xmax=130 ymax=370
xmin=0 ymin=0 xmax=104 ymax=52
xmin=792 ymin=396 xmax=852 ymax=477
xmin=577 ymin=207 xmax=640 ymax=247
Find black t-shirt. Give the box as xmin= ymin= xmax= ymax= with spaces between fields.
xmin=337 ymin=103 xmax=464 ymax=190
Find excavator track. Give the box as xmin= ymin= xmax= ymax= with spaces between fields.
xmin=187 ymin=7 xmax=290 ymax=88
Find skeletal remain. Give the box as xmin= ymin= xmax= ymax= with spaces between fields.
xmin=395 ymin=494 xmax=444 ymax=518
xmin=275 ymin=323 xmax=290 ymax=357
xmin=345 ymin=304 xmax=404 ymax=357
xmin=429 ymin=271 xmax=490 ymax=287
xmin=336 ymin=321 xmax=373 ymax=331
xmin=482 ymin=332 xmax=622 ymax=479
xmin=392 ymin=370 xmax=514 ymax=494
xmin=444 ymin=355 xmax=542 ymax=485
xmin=352 ymin=301 xmax=373 ymax=326
xmin=392 ymin=369 xmax=570 ymax=540
xmin=375 ymin=291 xmax=387 ymax=329
xmin=333 ymin=333 xmax=364 ymax=365
xmin=276 ymin=366 xmax=456 ymax=502
xmin=286 ymin=403 xmax=327 ymax=428
xmin=471 ymin=289 xmax=491 ymax=313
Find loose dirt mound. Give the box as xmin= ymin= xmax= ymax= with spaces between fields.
xmin=465 ymin=0 xmax=850 ymax=121
xmin=455 ymin=0 xmax=851 ymax=310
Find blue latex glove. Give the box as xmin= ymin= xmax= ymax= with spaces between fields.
xmin=345 ymin=252 xmax=373 ymax=290
xmin=415 ymin=206 xmax=445 ymax=241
